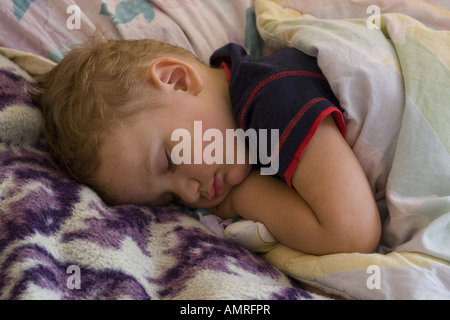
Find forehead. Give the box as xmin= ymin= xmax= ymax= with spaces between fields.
xmin=94 ymin=118 xmax=152 ymax=201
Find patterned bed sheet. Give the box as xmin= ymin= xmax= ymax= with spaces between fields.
xmin=0 ymin=0 xmax=265 ymax=63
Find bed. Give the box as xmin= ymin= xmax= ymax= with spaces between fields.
xmin=0 ymin=0 xmax=449 ymax=300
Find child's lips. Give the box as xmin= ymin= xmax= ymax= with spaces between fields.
xmin=208 ymin=173 xmax=224 ymax=201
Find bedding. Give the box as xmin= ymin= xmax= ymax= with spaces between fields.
xmin=1 ymin=0 xmax=450 ymax=300
xmin=254 ymin=0 xmax=450 ymax=299
xmin=0 ymin=0 xmax=265 ymax=64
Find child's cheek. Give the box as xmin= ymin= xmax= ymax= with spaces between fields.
xmin=226 ymin=163 xmax=252 ymax=187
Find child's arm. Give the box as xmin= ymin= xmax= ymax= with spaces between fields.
xmin=216 ymin=115 xmax=381 ymax=255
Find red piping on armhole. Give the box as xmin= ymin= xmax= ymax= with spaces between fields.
xmin=279 ymin=97 xmax=327 ymax=150
xmin=220 ymin=62 xmax=231 ymax=83
xmin=283 ymin=107 xmax=346 ymax=188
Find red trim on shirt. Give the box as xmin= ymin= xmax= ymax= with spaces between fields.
xmin=283 ymin=107 xmax=346 ymax=188
xmin=279 ymin=97 xmax=327 ymax=150
xmin=239 ymin=71 xmax=327 ymax=129
xmin=220 ymin=62 xmax=231 ymax=83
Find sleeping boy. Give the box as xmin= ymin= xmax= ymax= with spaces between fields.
xmin=31 ymin=37 xmax=381 ymax=255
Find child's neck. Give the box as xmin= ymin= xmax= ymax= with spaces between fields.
xmin=200 ymin=64 xmax=232 ymax=114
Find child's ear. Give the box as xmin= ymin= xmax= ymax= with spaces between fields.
xmin=149 ymin=57 xmax=203 ymax=95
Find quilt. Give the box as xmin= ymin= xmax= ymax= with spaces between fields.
xmin=254 ymin=0 xmax=450 ymax=299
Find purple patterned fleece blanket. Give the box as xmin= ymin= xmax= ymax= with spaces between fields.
xmin=0 ymin=53 xmax=316 ymax=300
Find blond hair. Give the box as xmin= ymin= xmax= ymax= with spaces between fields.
xmin=30 ymin=36 xmax=198 ymax=200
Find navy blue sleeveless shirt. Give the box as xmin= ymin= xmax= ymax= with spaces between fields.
xmin=210 ymin=43 xmax=346 ymax=188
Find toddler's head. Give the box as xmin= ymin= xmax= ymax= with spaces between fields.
xmin=31 ymin=36 xmax=200 ymax=203
xmin=32 ymin=37 xmax=251 ymax=207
